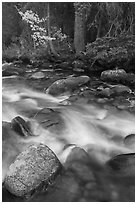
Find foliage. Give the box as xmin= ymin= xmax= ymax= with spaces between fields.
xmin=2 ymin=43 xmax=21 ymax=61
xmin=2 ymin=2 xmax=135 ymax=61
xmin=86 ymin=35 xmax=135 ymax=64
xmin=2 ymin=42 xmax=50 ymax=62
xmin=87 ymin=2 xmax=135 ymax=39
xmin=17 ymin=7 xmax=68 ymax=51
xmin=74 ymin=2 xmax=92 ymax=18
xmin=17 ymin=9 xmax=55 ymax=48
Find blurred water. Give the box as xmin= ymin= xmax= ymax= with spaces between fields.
xmin=2 ymin=77 xmax=135 ymax=181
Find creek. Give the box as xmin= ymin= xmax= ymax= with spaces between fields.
xmin=2 ymin=63 xmax=135 ymax=201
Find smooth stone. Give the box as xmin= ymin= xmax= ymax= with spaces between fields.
xmin=106 ymin=153 xmax=135 ymax=177
xmin=97 ymin=88 xmax=112 ymax=97
xmin=65 ymin=147 xmax=91 ymax=166
xmin=73 ymin=68 xmax=84 ymax=72
xmin=111 ymin=84 xmax=132 ymax=94
xmin=67 ymin=161 xmax=95 ymax=182
xmin=29 ymin=171 xmax=80 ymax=202
xmin=64 ymin=147 xmax=95 ymax=182
xmin=124 ymin=134 xmax=135 ymax=152
xmin=2 ymin=70 xmax=19 ymax=77
xmin=30 ymin=71 xmax=45 ymax=79
xmin=46 ymin=76 xmax=90 ymax=96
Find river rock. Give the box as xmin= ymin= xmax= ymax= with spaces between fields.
xmin=30 ymin=71 xmax=45 ymax=79
xmin=2 ymin=62 xmax=13 ymax=69
xmin=67 ymin=161 xmax=95 ymax=182
xmin=101 ymin=69 xmax=127 ymax=82
xmin=65 ymin=147 xmax=91 ymax=166
xmin=73 ymin=68 xmax=84 ymax=72
xmin=112 ymin=97 xmax=131 ymax=110
xmin=111 ymin=84 xmax=132 ymax=94
xmin=106 ymin=153 xmax=135 ymax=177
xmin=73 ymin=60 xmax=84 ymax=67
xmin=124 ymin=134 xmax=135 ymax=152
xmin=4 ymin=143 xmax=62 ymax=197
xmin=29 ymin=171 xmax=80 ymax=202
xmin=124 ymin=73 xmax=135 ymax=86
xmin=59 ymin=61 xmax=71 ymax=68
xmin=46 ymin=76 xmax=90 ymax=96
xmin=2 ymin=69 xmax=19 ymax=77
xmin=11 ymin=116 xmax=33 ymax=138
xmin=97 ymin=87 xmax=112 ymax=97
xmin=64 ymin=147 xmax=95 ymax=182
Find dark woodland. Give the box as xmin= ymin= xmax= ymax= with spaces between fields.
xmin=2 ymin=2 xmax=135 ymax=202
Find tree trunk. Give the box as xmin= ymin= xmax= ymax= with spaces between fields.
xmin=96 ymin=19 xmax=101 ymax=39
xmin=47 ymin=3 xmax=58 ymax=57
xmin=74 ymin=10 xmax=85 ymax=55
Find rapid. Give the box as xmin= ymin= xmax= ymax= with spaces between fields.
xmin=2 ymin=78 xmax=135 ymax=182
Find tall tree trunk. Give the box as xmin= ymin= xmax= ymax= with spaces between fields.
xmin=96 ymin=19 xmax=101 ymax=39
xmin=74 ymin=9 xmax=85 ymax=55
xmin=47 ymin=3 xmax=58 ymax=56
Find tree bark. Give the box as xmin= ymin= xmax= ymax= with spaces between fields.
xmin=47 ymin=3 xmax=58 ymax=56
xmin=74 ymin=10 xmax=85 ymax=55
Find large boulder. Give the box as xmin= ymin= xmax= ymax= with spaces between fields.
xmin=4 ymin=143 xmax=62 ymax=197
xmin=46 ymin=76 xmax=90 ymax=96
xmin=101 ymin=69 xmax=127 ymax=82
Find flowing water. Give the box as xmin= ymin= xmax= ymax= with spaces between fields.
xmin=2 ymin=75 xmax=135 ymax=184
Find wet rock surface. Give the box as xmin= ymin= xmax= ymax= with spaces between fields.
xmin=27 ymin=147 xmax=135 ymax=202
xmin=31 ymin=108 xmax=65 ymax=133
xmin=11 ymin=116 xmax=33 ymax=138
xmin=101 ymin=69 xmax=127 ymax=83
xmin=124 ymin=134 xmax=135 ymax=151
xmin=30 ymin=71 xmax=45 ymax=79
xmin=106 ymin=153 xmax=135 ymax=177
xmin=4 ymin=144 xmax=62 ymax=197
xmin=46 ymin=75 xmax=90 ymax=96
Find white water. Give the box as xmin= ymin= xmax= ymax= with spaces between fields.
xmin=2 ymin=83 xmax=135 ymax=181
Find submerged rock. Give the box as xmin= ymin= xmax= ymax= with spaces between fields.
xmin=46 ymin=76 xmax=90 ymax=96
xmin=4 ymin=143 xmax=62 ymax=197
xmin=64 ymin=147 xmax=95 ymax=182
xmin=65 ymin=147 xmax=91 ymax=165
xmin=106 ymin=153 xmax=135 ymax=177
xmin=29 ymin=171 xmax=81 ymax=202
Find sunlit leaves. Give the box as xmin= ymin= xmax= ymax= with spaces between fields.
xmin=17 ymin=9 xmax=55 ymax=47
xmin=17 ymin=8 xmax=68 ymax=48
